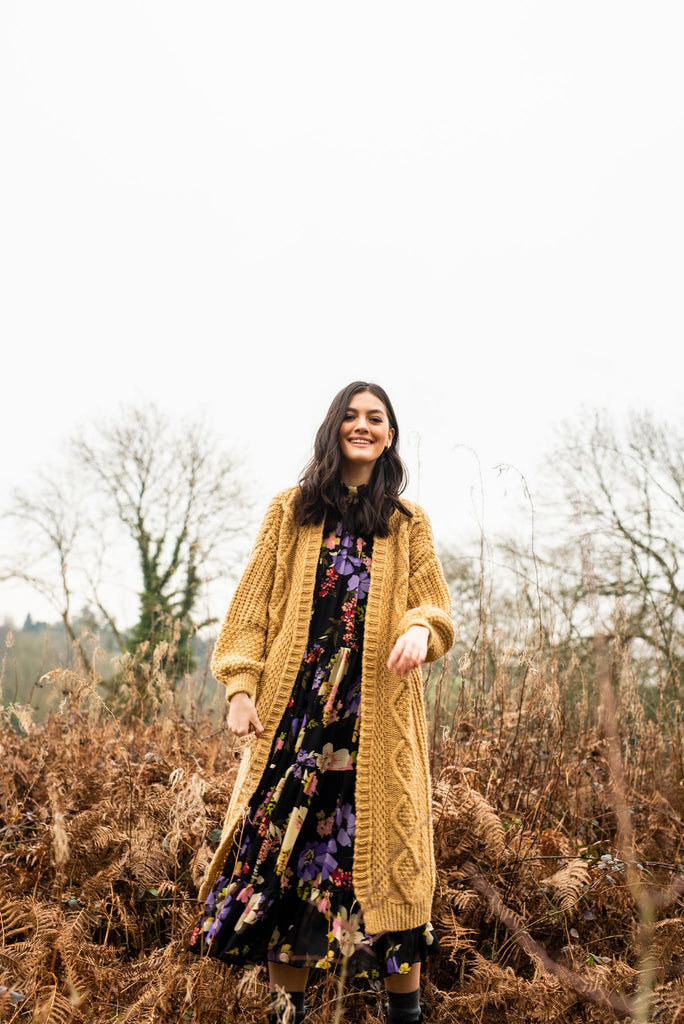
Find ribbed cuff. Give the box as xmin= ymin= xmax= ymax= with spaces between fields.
xmin=395 ymin=610 xmax=435 ymax=658
xmin=222 ymin=676 xmax=257 ymax=702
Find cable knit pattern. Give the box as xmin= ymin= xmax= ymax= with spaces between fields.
xmin=199 ymin=486 xmax=454 ymax=933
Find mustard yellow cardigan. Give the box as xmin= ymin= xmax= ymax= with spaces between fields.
xmin=198 ymin=485 xmax=454 ymax=933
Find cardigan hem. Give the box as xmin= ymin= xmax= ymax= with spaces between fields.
xmin=362 ymin=897 xmax=436 ymax=935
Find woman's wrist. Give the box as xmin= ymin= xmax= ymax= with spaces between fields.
xmin=406 ymin=624 xmax=429 ymax=638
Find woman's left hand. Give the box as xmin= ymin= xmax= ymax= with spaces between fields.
xmin=387 ymin=625 xmax=430 ymax=676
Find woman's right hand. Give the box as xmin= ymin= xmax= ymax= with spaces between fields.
xmin=227 ymin=691 xmax=264 ymax=738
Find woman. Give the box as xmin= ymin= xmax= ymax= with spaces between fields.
xmin=189 ymin=382 xmax=454 ymax=1024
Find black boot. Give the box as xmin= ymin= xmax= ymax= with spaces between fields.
xmin=268 ymin=988 xmax=306 ymax=1023
xmin=386 ymin=987 xmax=422 ymax=1023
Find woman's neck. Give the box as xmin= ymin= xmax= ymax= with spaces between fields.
xmin=340 ymin=464 xmax=373 ymax=487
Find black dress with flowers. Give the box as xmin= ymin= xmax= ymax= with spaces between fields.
xmin=188 ymin=484 xmax=441 ymax=978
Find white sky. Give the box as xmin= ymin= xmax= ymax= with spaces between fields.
xmin=1 ymin=2 xmax=683 ymax=629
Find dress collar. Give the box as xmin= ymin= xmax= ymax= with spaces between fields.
xmin=341 ymin=481 xmax=368 ymax=503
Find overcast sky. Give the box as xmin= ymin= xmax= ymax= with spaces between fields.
xmin=1 ymin=2 xmax=683 ymax=628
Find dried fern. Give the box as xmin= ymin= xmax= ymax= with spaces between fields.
xmin=32 ymin=986 xmax=82 ymax=1024
xmin=0 ymin=901 xmax=33 ymax=942
xmin=542 ymin=860 xmax=591 ymax=912
xmin=0 ymin=646 xmax=681 ymax=1024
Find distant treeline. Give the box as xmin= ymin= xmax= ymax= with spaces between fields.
xmin=0 ymin=614 xmax=213 ymax=716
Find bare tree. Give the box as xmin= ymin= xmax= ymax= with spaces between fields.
xmin=1 ymin=471 xmax=93 ymax=673
xmin=502 ymin=408 xmax=683 ymax=701
xmin=3 ymin=404 xmax=252 ymax=680
xmin=554 ymin=410 xmax=681 ymax=673
xmin=71 ymin=404 xmax=251 ymax=672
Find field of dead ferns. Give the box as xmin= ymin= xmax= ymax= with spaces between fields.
xmin=0 ymin=639 xmax=682 ymax=1024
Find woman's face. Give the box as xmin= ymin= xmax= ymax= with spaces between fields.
xmin=338 ymin=390 xmax=395 ymax=479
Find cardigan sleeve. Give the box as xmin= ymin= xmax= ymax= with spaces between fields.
xmin=395 ymin=504 xmax=455 ymax=663
xmin=210 ymin=491 xmax=287 ymax=703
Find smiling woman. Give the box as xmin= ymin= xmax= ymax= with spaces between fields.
xmin=338 ymin=392 xmax=395 ymax=482
xmin=188 ymin=381 xmax=454 ymax=1024
xmin=294 ymin=382 xmax=411 ymax=542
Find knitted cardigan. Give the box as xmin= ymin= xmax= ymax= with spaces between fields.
xmin=197 ymin=485 xmax=455 ymax=933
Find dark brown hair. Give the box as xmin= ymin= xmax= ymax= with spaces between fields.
xmin=295 ymin=381 xmax=412 ymax=537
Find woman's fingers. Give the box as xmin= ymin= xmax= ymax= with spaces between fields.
xmin=388 ymin=626 xmax=429 ymax=675
xmin=250 ymin=708 xmax=264 ymax=736
xmin=387 ymin=634 xmax=426 ymax=676
xmin=228 ymin=697 xmax=264 ymax=737
xmin=388 ymin=640 xmax=407 ymax=674
xmin=228 ymin=709 xmax=246 ymax=736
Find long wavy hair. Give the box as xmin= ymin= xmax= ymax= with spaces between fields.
xmin=295 ymin=381 xmax=412 ymax=537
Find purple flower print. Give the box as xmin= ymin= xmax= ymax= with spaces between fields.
xmin=315 ymin=839 xmax=339 ymax=881
xmin=335 ymin=803 xmax=355 ymax=846
xmin=297 ymin=838 xmax=339 ymax=882
xmin=207 ymin=913 xmax=224 ymax=944
xmin=217 ymin=896 xmax=234 ymax=923
xmin=312 ymin=665 xmax=326 ymax=691
xmin=347 ymin=570 xmax=370 ymax=599
xmin=344 ymin=677 xmax=361 ymax=715
xmin=332 ymin=548 xmax=360 ymax=575
xmin=297 ymin=840 xmax=318 ymax=880
xmin=292 ymin=748 xmax=315 ymax=780
xmin=291 ymin=713 xmax=307 ymax=738
xmin=296 ymin=748 xmax=316 ymax=770
xmin=331 ymin=532 xmax=362 ymax=574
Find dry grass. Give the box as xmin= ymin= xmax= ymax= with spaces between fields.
xmin=0 ymin=632 xmax=681 ymax=1024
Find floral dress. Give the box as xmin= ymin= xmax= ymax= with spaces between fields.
xmin=188 ymin=483 xmax=441 ymax=978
